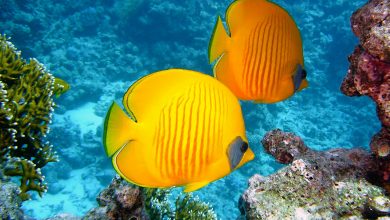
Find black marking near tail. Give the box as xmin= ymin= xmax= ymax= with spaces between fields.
xmin=227 ymin=136 xmax=248 ymax=170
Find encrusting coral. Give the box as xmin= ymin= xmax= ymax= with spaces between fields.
xmin=340 ymin=0 xmax=390 ymax=192
xmin=0 ymin=35 xmax=69 ymax=200
xmin=239 ymin=129 xmax=389 ymax=219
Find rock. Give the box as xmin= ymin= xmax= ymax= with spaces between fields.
xmin=351 ymin=0 xmax=390 ymax=61
xmin=239 ymin=129 xmax=389 ymax=219
xmin=261 ymin=129 xmax=308 ymax=164
xmin=83 ymin=175 xmax=148 ymax=220
xmin=341 ymin=0 xmax=390 ymax=193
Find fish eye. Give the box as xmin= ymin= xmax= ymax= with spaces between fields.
xmin=301 ymin=69 xmax=307 ymax=79
xmin=240 ymin=142 xmax=248 ymax=153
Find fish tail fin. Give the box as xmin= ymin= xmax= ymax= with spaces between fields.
xmin=103 ymin=101 xmax=137 ymax=157
xmin=208 ymin=16 xmax=230 ymax=64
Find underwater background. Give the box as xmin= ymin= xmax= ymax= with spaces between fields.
xmin=0 ymin=0 xmax=381 ymax=219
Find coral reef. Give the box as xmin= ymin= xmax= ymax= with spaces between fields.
xmin=84 ymin=176 xmax=147 ymax=220
xmin=0 ymin=175 xmax=217 ymax=219
xmin=143 ymin=187 xmax=217 ymax=219
xmin=239 ymin=129 xmax=389 ymax=219
xmin=47 ymin=175 xmax=217 ymax=220
xmin=1 ymin=0 xmax=378 ymax=218
xmin=340 ymin=0 xmax=390 ymax=191
xmin=261 ymin=129 xmax=309 ymax=164
xmin=0 ymin=35 xmax=68 ymax=200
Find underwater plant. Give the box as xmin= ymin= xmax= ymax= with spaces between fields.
xmin=0 ymin=34 xmax=69 ymax=201
xmin=143 ymin=187 xmax=217 ymax=219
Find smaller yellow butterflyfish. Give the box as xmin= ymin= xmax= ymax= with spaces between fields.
xmin=208 ymin=0 xmax=308 ymax=103
xmin=103 ymin=69 xmax=254 ymax=192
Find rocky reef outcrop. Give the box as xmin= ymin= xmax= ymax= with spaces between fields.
xmin=239 ymin=129 xmax=389 ymax=219
xmin=83 ymin=176 xmax=147 ymax=220
xmin=340 ymin=0 xmax=390 ymax=192
xmin=19 ymin=175 xmax=216 ymax=220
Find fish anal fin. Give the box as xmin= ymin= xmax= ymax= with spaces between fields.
xmin=208 ymin=16 xmax=230 ymax=64
xmin=184 ymin=181 xmax=210 ymax=193
xmin=298 ymin=79 xmax=309 ymax=91
xmin=113 ymin=140 xmax=163 ymax=188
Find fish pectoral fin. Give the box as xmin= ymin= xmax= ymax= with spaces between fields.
xmin=183 ymin=181 xmax=210 ymax=192
xmin=208 ymin=16 xmax=230 ymax=64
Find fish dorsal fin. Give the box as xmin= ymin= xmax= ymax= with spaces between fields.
xmin=226 ymin=0 xmax=267 ymax=33
xmin=122 ymin=69 xmax=188 ymax=122
xmin=184 ymin=181 xmax=210 ymax=192
xmin=208 ymin=16 xmax=230 ymax=64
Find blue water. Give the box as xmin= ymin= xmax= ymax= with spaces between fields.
xmin=1 ymin=0 xmax=380 ymax=219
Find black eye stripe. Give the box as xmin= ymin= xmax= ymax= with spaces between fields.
xmin=301 ymin=69 xmax=307 ymax=79
xmin=240 ymin=142 xmax=248 ymax=152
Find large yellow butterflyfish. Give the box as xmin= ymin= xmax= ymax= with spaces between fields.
xmin=103 ymin=69 xmax=254 ymax=192
xmin=209 ymin=0 xmax=308 ymax=103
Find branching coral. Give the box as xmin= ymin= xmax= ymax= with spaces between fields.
xmin=0 ymin=35 xmax=68 ymax=200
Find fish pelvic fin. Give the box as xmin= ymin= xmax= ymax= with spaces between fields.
xmin=184 ymin=181 xmax=210 ymax=192
xmin=208 ymin=16 xmax=230 ymax=64
xmin=103 ymin=101 xmax=137 ymax=157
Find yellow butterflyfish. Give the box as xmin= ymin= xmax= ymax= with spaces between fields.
xmin=209 ymin=0 xmax=308 ymax=103
xmin=103 ymin=69 xmax=254 ymax=192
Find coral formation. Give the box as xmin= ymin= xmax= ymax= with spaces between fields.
xmin=0 ymin=35 xmax=68 ymax=200
xmin=340 ymin=0 xmax=390 ymax=191
xmin=239 ymin=129 xmax=389 ymax=219
xmin=84 ymin=176 xmax=217 ymax=220
xmin=143 ymin=187 xmax=217 ymax=219
xmin=261 ymin=129 xmax=308 ymax=164
xmin=0 ymin=175 xmax=217 ymax=219
xmin=84 ymin=176 xmax=147 ymax=220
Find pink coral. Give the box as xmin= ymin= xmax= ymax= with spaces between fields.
xmin=341 ymin=0 xmax=390 ymax=193
xmin=341 ymin=0 xmax=390 ymax=160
